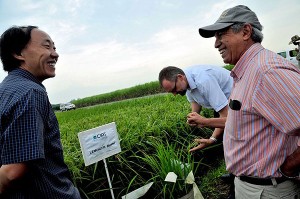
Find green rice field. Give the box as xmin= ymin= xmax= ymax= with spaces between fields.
xmin=56 ymin=93 xmax=228 ymax=198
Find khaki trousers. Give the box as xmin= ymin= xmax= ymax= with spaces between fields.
xmin=235 ymin=177 xmax=300 ymax=199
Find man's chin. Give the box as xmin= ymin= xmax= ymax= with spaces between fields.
xmin=178 ymin=90 xmax=187 ymax=96
xmin=48 ymin=73 xmax=56 ymax=78
xmin=40 ymin=74 xmax=55 ymax=82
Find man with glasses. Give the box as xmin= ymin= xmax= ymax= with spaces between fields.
xmin=199 ymin=5 xmax=300 ymax=198
xmin=158 ymin=65 xmax=233 ymax=150
xmin=159 ymin=65 xmax=235 ymax=198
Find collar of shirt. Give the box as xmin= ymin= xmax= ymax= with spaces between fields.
xmin=8 ymin=68 xmax=46 ymax=91
xmin=184 ymin=72 xmax=196 ymax=91
xmin=231 ymin=43 xmax=264 ymax=81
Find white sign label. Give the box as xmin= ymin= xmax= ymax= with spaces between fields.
xmin=78 ymin=122 xmax=121 ymax=166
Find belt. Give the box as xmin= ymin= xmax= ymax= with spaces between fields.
xmin=239 ymin=176 xmax=287 ymax=186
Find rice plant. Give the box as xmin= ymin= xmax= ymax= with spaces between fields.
xmin=57 ymin=94 xmax=219 ymax=198
xmin=137 ymin=137 xmax=196 ymax=198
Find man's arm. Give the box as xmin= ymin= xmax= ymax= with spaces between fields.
xmin=189 ymin=106 xmax=228 ymax=152
xmin=0 ymin=163 xmax=28 ymax=194
xmin=280 ymin=146 xmax=300 ymax=179
xmin=187 ymin=105 xmax=228 ymax=128
xmin=191 ymin=102 xmax=201 ymax=113
xmin=187 ymin=112 xmax=226 ymax=128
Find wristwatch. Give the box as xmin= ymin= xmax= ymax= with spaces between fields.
xmin=209 ymin=136 xmax=218 ymax=143
xmin=278 ymin=167 xmax=299 ymax=179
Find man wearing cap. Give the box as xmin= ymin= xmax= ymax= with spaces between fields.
xmin=199 ymin=5 xmax=300 ymax=198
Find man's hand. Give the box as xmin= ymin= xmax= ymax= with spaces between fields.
xmin=187 ymin=111 xmax=227 ymax=128
xmin=187 ymin=112 xmax=208 ymax=128
xmin=189 ymin=138 xmax=215 ymax=152
xmin=0 ymin=163 xmax=27 ymax=194
xmin=279 ymin=146 xmax=300 ymax=181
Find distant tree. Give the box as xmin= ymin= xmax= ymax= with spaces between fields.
xmin=223 ymin=64 xmax=234 ymax=71
xmin=52 ymin=104 xmax=60 ymax=111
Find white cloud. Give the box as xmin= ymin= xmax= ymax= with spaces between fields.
xmin=44 ymin=23 xmax=224 ymax=103
xmin=18 ymin=0 xmax=43 ymax=10
xmin=1 ymin=0 xmax=300 ymax=104
xmin=65 ymin=0 xmax=85 ymax=16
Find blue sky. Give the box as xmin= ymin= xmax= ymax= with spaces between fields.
xmin=1 ymin=0 xmax=299 ymax=104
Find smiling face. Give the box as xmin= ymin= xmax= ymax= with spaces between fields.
xmin=17 ymin=28 xmax=59 ymax=82
xmin=214 ymin=24 xmax=254 ymax=65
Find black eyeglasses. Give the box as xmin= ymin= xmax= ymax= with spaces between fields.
xmin=171 ymin=77 xmax=178 ymax=93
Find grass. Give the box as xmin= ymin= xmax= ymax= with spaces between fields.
xmin=56 ymin=86 xmax=231 ymax=198
xmin=137 ymin=138 xmax=196 ymax=198
xmin=199 ymin=159 xmax=230 ymax=199
xmin=71 ymin=81 xmax=164 ymax=108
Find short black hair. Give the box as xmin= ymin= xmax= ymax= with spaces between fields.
xmin=0 ymin=25 xmax=38 ymax=72
xmin=158 ymin=66 xmax=185 ymax=86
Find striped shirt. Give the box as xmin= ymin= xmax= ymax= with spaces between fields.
xmin=224 ymin=43 xmax=300 ymax=177
xmin=0 ymin=68 xmax=81 ymax=198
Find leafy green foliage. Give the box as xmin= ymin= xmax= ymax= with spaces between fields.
xmin=138 ymin=138 xmax=197 ymax=198
xmin=223 ymin=64 xmax=234 ymax=71
xmin=71 ymin=81 xmax=164 ymax=108
xmin=51 ymin=103 xmax=60 ymax=111
xmin=56 ymin=66 xmax=232 ymax=198
xmin=57 ymin=93 xmax=222 ymax=198
xmin=199 ymin=159 xmax=229 ymax=198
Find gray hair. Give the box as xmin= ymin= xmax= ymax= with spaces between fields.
xmin=158 ymin=66 xmax=185 ymax=86
xmin=231 ymin=22 xmax=263 ymax=43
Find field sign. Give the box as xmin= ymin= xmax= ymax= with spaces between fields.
xmin=78 ymin=122 xmax=121 ymax=166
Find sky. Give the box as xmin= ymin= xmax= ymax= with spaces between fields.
xmin=0 ymin=0 xmax=299 ymax=104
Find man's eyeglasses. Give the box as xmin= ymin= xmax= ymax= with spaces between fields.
xmin=169 ymin=76 xmax=187 ymax=96
xmin=171 ymin=77 xmax=178 ymax=93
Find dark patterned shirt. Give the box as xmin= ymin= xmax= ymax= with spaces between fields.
xmin=0 ymin=68 xmax=81 ymax=199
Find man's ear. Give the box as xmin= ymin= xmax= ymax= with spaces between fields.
xmin=177 ymin=74 xmax=184 ymax=79
xmin=13 ymin=53 xmax=25 ymax=61
xmin=243 ymin=24 xmax=252 ymax=40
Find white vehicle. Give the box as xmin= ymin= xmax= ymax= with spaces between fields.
xmin=277 ymin=49 xmax=299 ymax=68
xmin=60 ymin=102 xmax=76 ymax=111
